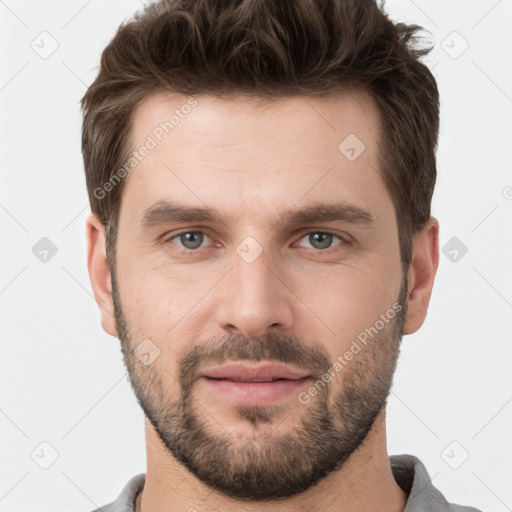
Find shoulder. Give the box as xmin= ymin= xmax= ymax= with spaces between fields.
xmin=90 ymin=473 xmax=146 ymax=512
xmin=389 ymin=454 xmax=483 ymax=512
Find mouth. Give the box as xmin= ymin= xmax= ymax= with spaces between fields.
xmin=199 ymin=361 xmax=310 ymax=382
xmin=198 ymin=362 xmax=312 ymax=405
xmin=207 ymin=377 xmax=290 ymax=382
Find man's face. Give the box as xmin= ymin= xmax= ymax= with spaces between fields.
xmin=110 ymin=90 xmax=406 ymax=499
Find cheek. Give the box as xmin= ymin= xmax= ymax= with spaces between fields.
xmin=115 ymin=260 xmax=211 ymax=369
xmin=114 ymin=259 xmax=173 ymax=342
xmin=292 ymin=256 xmax=401 ymax=345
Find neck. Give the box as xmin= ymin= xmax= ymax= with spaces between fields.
xmin=136 ymin=408 xmax=407 ymax=512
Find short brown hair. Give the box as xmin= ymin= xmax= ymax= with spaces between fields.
xmin=81 ymin=0 xmax=439 ymax=271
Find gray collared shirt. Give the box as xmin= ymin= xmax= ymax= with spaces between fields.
xmin=92 ymin=454 xmax=482 ymax=512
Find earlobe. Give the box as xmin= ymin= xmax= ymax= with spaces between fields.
xmin=85 ymin=213 xmax=117 ymax=338
xmin=403 ymin=217 xmax=440 ymax=335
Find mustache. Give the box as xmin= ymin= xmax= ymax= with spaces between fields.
xmin=178 ymin=332 xmax=332 ymax=386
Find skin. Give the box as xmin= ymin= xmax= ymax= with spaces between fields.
xmin=86 ymin=89 xmax=439 ymax=512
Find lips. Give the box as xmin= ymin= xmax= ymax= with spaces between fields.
xmin=200 ymin=362 xmax=310 ymax=382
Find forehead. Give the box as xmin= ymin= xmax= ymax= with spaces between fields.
xmin=119 ymin=89 xmax=389 ymax=227
xmin=130 ymin=88 xmax=380 ymax=154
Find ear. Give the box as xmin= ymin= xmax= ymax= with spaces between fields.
xmin=403 ymin=217 xmax=440 ymax=335
xmin=85 ymin=213 xmax=117 ymax=338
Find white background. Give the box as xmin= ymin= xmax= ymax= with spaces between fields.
xmin=0 ymin=0 xmax=511 ymax=510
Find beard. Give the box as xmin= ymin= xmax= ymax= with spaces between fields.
xmin=111 ymin=268 xmax=407 ymax=501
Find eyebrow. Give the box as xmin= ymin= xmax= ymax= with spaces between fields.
xmin=140 ymin=200 xmax=374 ymax=230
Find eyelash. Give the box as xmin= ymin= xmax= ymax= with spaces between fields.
xmin=164 ymin=229 xmax=350 ymax=253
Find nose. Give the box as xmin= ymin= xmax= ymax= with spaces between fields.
xmin=214 ymin=243 xmax=294 ymax=339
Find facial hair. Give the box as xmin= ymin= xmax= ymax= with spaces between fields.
xmin=111 ymin=268 xmax=407 ymax=501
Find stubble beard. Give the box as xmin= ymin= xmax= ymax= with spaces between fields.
xmin=111 ymin=267 xmax=407 ymax=500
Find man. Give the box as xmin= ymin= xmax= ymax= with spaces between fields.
xmin=82 ymin=0 xmax=482 ymax=511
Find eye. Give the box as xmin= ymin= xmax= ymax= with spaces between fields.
xmin=164 ymin=230 xmax=348 ymax=253
xmin=167 ymin=230 xmax=212 ymax=250
xmin=295 ymin=231 xmax=346 ymax=251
